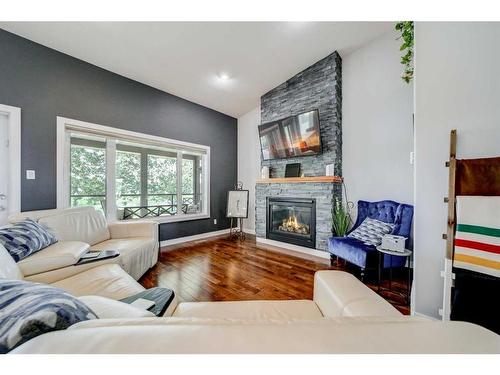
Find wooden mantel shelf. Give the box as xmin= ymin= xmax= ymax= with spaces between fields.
xmin=256 ymin=176 xmax=342 ymax=184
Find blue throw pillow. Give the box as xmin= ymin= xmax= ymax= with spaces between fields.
xmin=0 ymin=219 xmax=58 ymax=262
xmin=0 ymin=279 xmax=97 ymax=353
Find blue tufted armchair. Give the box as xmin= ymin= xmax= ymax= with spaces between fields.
xmin=328 ymin=200 xmax=414 ymax=280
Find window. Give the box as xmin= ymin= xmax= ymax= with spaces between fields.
xmin=59 ymin=117 xmax=210 ymax=223
xmin=70 ymin=136 xmax=106 ymax=212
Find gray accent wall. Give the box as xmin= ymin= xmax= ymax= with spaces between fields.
xmin=0 ymin=29 xmax=237 ymax=241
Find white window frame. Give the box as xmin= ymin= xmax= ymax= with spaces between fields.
xmin=0 ymin=104 xmax=21 ymax=216
xmin=57 ymin=116 xmax=210 ymax=223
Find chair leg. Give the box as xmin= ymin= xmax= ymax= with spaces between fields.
xmin=330 ymin=255 xmax=340 ymax=267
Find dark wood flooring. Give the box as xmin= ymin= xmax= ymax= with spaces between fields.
xmin=139 ymin=234 xmax=410 ymax=314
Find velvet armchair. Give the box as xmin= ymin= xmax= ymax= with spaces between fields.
xmin=328 ymin=200 xmax=414 ymax=279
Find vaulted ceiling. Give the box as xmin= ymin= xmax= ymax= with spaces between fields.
xmin=0 ymin=22 xmax=392 ymax=117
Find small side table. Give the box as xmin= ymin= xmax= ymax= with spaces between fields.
xmin=376 ymin=246 xmax=412 ymax=305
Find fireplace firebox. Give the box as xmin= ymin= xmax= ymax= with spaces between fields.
xmin=266 ymin=197 xmax=316 ymax=249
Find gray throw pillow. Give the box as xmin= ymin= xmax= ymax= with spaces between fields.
xmin=0 ymin=279 xmax=97 ymax=353
xmin=0 ymin=219 xmax=58 ymax=262
xmin=348 ymin=217 xmax=395 ymax=246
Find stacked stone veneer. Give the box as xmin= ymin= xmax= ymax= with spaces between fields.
xmin=261 ymin=51 xmax=342 ymax=178
xmin=256 ymin=51 xmax=342 ymax=252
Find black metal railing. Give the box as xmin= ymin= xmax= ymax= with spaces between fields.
xmin=120 ymin=193 xmax=200 ymax=219
xmin=70 ymin=193 xmax=200 ymax=220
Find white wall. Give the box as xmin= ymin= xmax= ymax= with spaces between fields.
xmin=414 ymin=22 xmax=500 ymax=318
xmin=238 ymin=30 xmax=415 ymax=233
xmin=237 ymin=105 xmax=261 ymax=233
xmin=343 ymin=30 xmax=414 ymax=219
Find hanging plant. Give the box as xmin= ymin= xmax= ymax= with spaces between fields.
xmin=395 ymin=21 xmax=414 ymax=83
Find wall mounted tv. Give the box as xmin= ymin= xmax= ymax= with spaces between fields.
xmin=258 ymin=110 xmax=322 ymax=161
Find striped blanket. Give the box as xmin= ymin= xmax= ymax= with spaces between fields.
xmin=454 ymin=196 xmax=500 ymax=278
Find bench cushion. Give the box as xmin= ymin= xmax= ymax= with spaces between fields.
xmin=328 ymin=237 xmax=406 ymax=269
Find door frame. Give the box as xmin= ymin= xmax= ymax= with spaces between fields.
xmin=0 ymin=104 xmax=21 ymax=215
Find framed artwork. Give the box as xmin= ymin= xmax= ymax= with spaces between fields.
xmin=226 ymin=190 xmax=249 ymax=218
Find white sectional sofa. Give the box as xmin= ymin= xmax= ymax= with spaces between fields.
xmin=1 ymin=210 xmax=499 ymax=354
xmin=1 ymin=239 xmax=499 ymax=354
xmin=8 ymin=206 xmax=159 ymax=282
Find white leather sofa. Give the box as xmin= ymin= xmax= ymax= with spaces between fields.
xmin=0 ymin=242 xmax=145 ymax=300
xmin=2 ymin=240 xmax=499 ymax=354
xmin=8 ymin=206 xmax=159 ymax=281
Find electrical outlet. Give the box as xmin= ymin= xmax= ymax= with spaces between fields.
xmin=213 ymin=218 xmax=217 ymax=225
xmin=409 ymin=151 xmax=415 ymax=165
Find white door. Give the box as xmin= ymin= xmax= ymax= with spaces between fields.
xmin=0 ymin=113 xmax=9 ymax=225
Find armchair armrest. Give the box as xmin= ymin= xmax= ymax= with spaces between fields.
xmin=313 ymin=271 xmax=401 ymax=318
xmin=108 ymin=221 xmax=159 ymax=240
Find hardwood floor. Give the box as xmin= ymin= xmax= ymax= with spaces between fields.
xmin=139 ymin=234 xmax=411 ymax=314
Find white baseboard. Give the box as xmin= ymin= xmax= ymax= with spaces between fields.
xmin=256 ymin=237 xmax=331 ymax=260
xmin=160 ymin=229 xmax=230 ymax=247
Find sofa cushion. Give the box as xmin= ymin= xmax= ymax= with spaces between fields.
xmin=0 ymin=244 xmax=23 ymax=280
xmin=51 ymin=264 xmax=145 ymax=300
xmin=39 ymin=209 xmax=110 ymax=246
xmin=8 ymin=206 xmax=95 ymax=224
xmin=313 ymin=271 xmax=401 ymax=318
xmin=348 ymin=217 xmax=394 ymax=246
xmin=90 ymin=237 xmax=157 ymax=280
xmin=173 ymin=300 xmax=324 ymax=320
xmin=0 ymin=219 xmax=58 ymax=262
xmin=17 ymin=241 xmax=90 ymax=277
xmin=11 ymin=320 xmax=500 ymax=354
xmin=0 ymin=279 xmax=96 ymax=353
xmin=77 ymin=296 xmax=155 ymax=319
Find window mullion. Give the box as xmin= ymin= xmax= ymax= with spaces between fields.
xmin=140 ymin=150 xmax=148 ymax=209
xmin=63 ymin=131 xmax=71 ymax=208
xmin=176 ymin=151 xmax=183 ymax=215
xmin=105 ymin=139 xmax=117 ymax=221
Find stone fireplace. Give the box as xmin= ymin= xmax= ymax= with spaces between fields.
xmin=267 ymin=197 xmax=316 ymax=248
xmin=255 ymin=51 xmax=342 ymax=255
xmin=256 ymin=180 xmax=339 ymax=251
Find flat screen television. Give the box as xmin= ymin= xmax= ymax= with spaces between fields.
xmin=258 ymin=110 xmax=322 ymax=161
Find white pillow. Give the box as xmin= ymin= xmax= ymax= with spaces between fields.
xmin=0 ymin=244 xmax=23 ymax=280
xmin=77 ymin=295 xmax=155 ymax=319
xmin=348 ymin=218 xmax=395 ymax=246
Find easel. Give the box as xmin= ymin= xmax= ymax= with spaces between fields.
xmin=229 ymin=182 xmax=246 ymax=241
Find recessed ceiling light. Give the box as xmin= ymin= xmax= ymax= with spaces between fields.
xmin=217 ymin=72 xmax=230 ymax=81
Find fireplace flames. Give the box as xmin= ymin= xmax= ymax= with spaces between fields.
xmin=279 ymin=214 xmax=310 ymax=235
